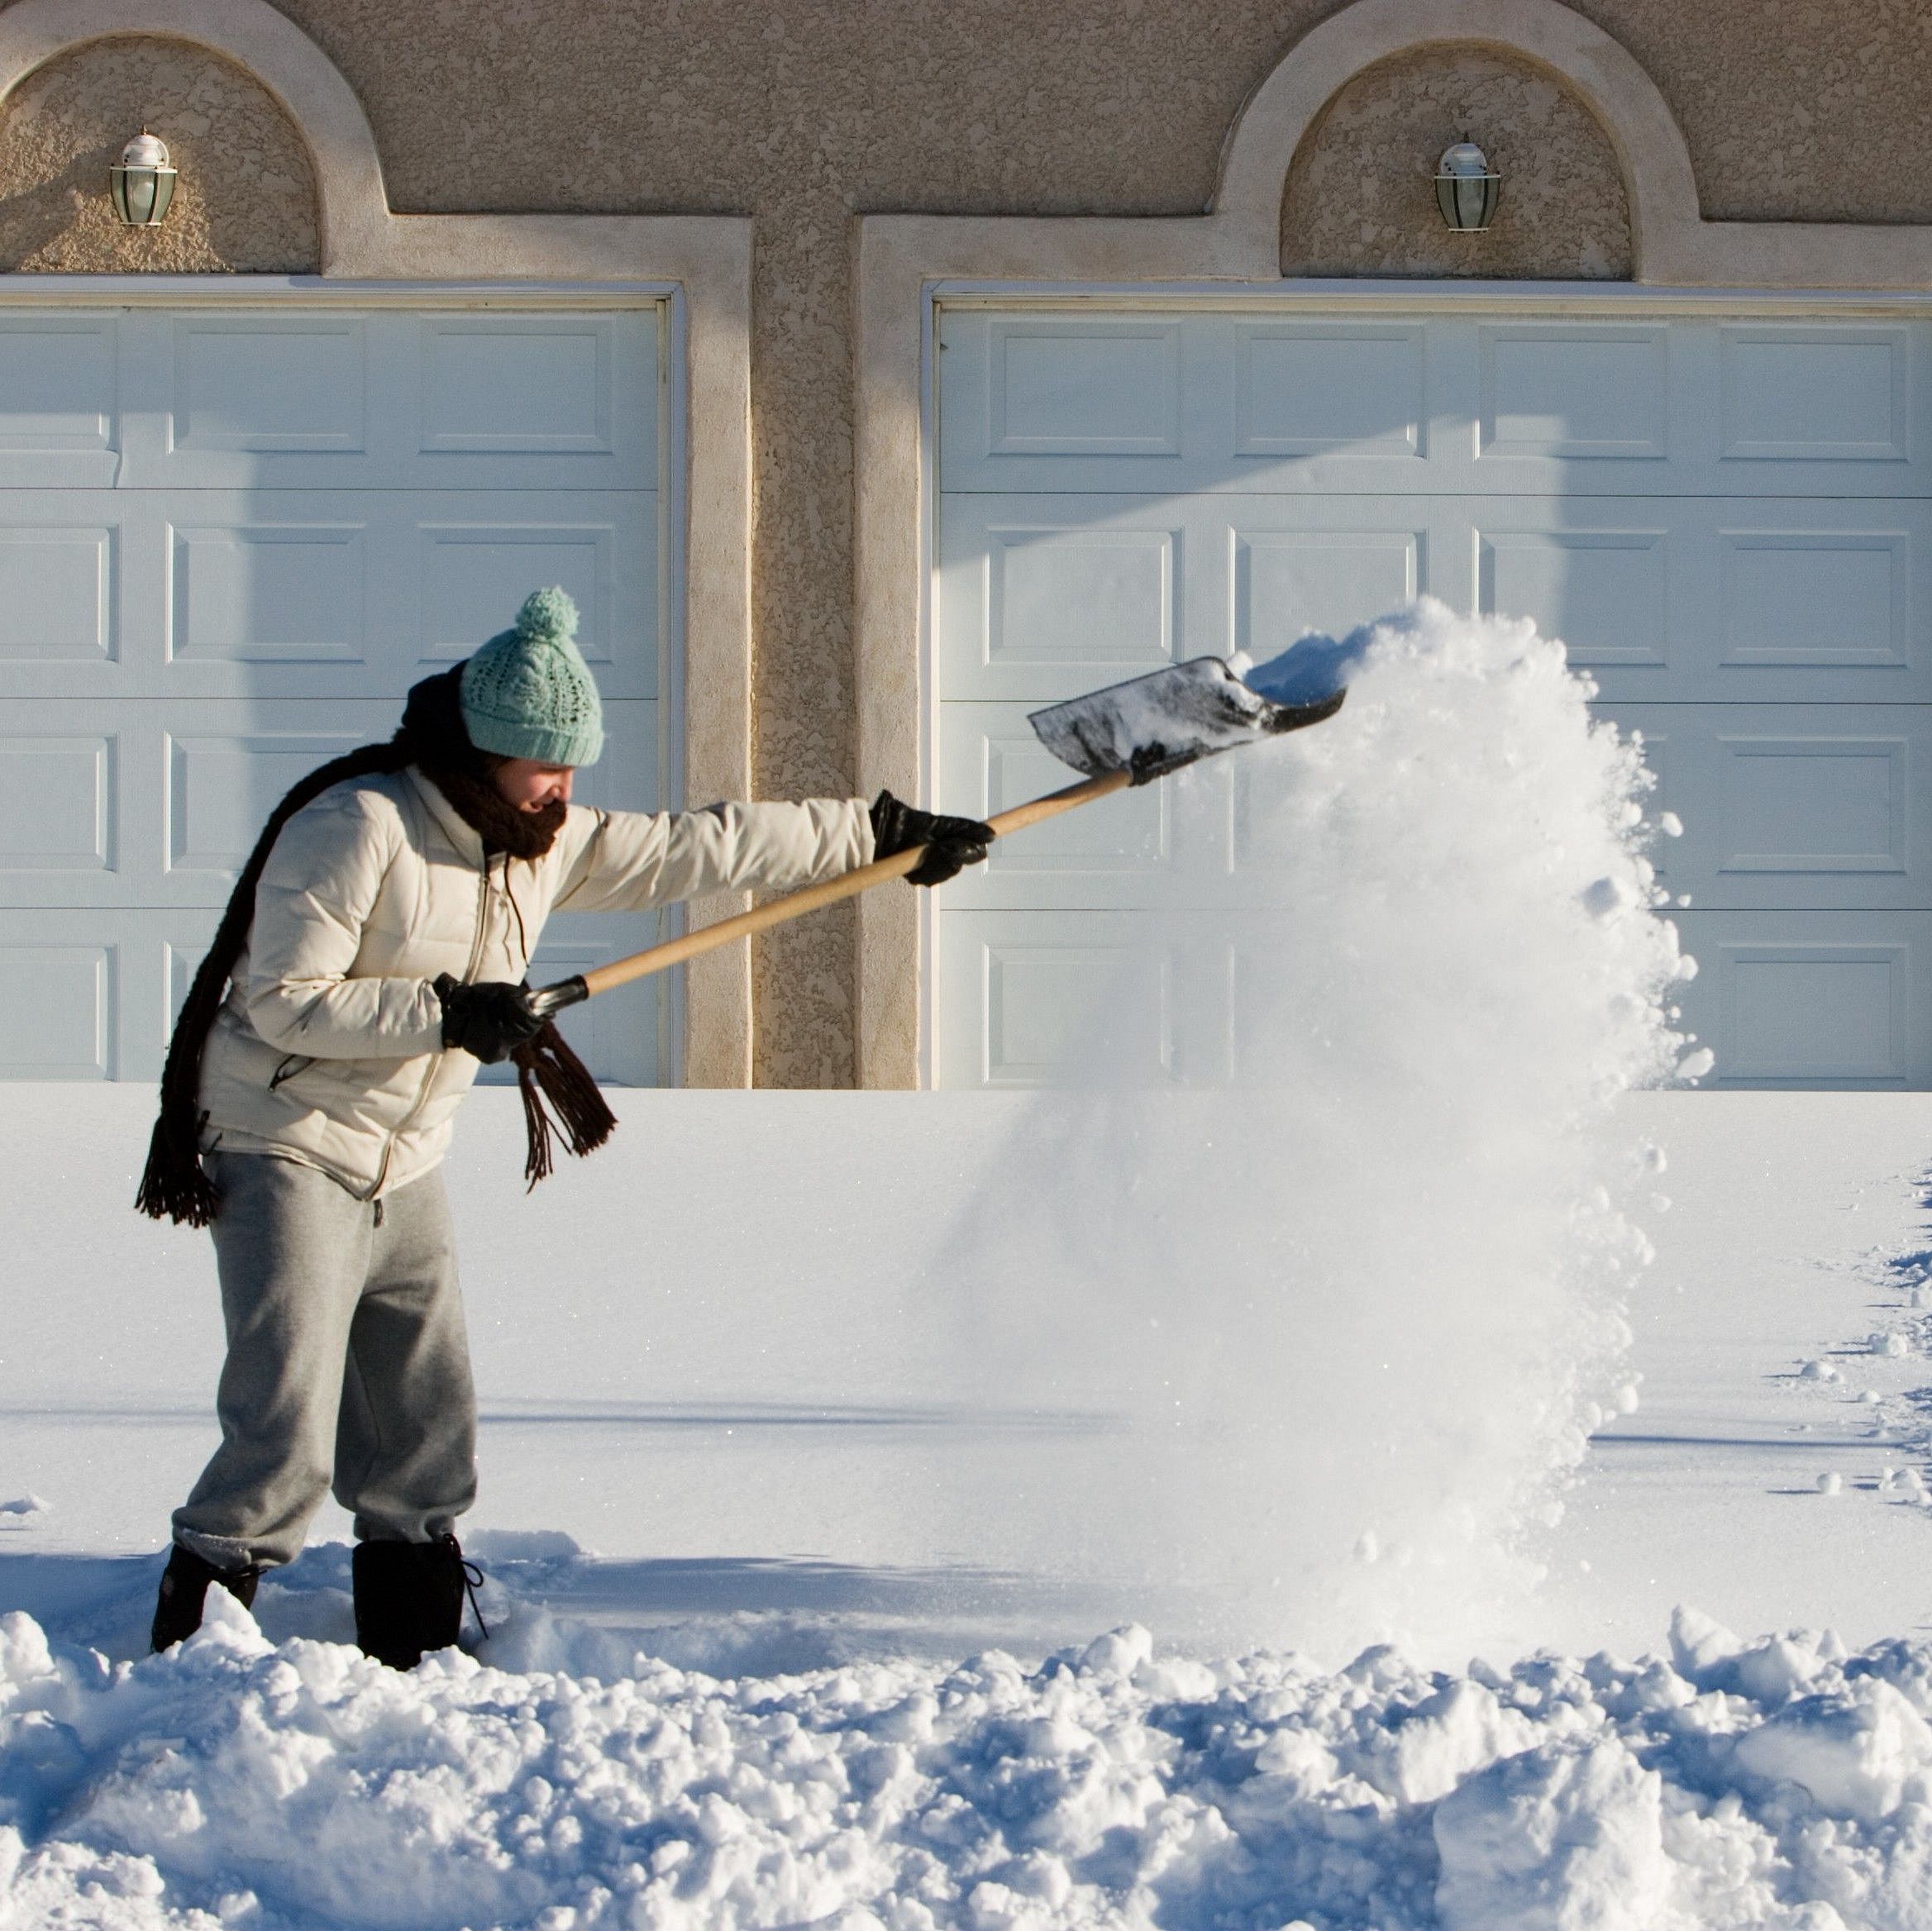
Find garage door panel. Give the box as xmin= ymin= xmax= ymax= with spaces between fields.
xmin=171 ymin=316 xmax=369 ymax=457
xmin=0 ymin=732 xmax=116 ymax=877
xmin=1595 ymin=704 xmax=1930 ymax=910
xmin=1717 ymin=327 xmax=1911 ymax=463
xmin=1480 ymin=500 xmax=1930 ymax=702
xmin=938 ymin=703 xmax=1177 ymax=902
xmin=936 ymin=500 xmax=1183 ymax=698
xmin=1481 ymin=527 xmax=1672 ymax=668
xmin=1233 ymin=322 xmax=1428 ymax=459
xmin=936 ymin=911 xmax=1190 ymax=1087
xmin=109 ymin=309 xmax=659 ymax=491
xmin=1478 ymin=324 xmax=1672 ymax=460
xmin=0 ymin=523 xmax=117 ymax=660
xmin=1670 ymin=911 xmax=1932 ymax=1085
xmin=0 ymin=313 xmax=122 ymax=486
xmin=415 ymin=513 xmax=654 ymax=684
xmin=0 ymin=910 xmax=222 ymax=1081
xmin=167 ymin=727 xmax=374 ymax=880
xmin=0 ymin=700 xmax=659 ymax=911
xmin=1236 ymin=527 xmax=1422 ymax=662
xmin=1715 ymin=527 xmax=1908 ymax=674
xmin=413 ymin=313 xmax=657 ymax=470
xmin=0 ymin=491 xmax=658 ymax=698
xmin=0 ymin=937 xmax=114 ymax=1078
xmin=171 ymin=520 xmax=370 ymax=665
xmin=942 ymin=311 xmax=1932 ymax=497
xmin=943 ymin=491 xmax=1932 ymax=706
xmin=939 ymin=494 xmax=1445 ymax=702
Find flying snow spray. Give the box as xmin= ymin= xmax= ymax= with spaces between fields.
xmin=923 ymin=599 xmax=1697 ymax=1661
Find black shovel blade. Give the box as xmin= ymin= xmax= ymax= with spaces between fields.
xmin=1028 ymin=657 xmax=1346 ymax=783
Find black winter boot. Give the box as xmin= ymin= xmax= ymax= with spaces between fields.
xmin=151 ymin=1542 xmax=261 ymax=1652
xmin=352 ymin=1534 xmax=479 ymax=1669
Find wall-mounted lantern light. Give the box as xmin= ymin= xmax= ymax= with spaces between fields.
xmin=109 ymin=130 xmax=177 ymax=227
xmin=1435 ymin=137 xmax=1500 ymax=232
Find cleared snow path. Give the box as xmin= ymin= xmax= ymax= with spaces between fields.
xmin=2 ymin=1086 xmax=1929 ymax=1671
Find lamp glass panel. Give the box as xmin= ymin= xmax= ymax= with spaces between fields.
xmin=110 ymin=164 xmax=175 ymax=226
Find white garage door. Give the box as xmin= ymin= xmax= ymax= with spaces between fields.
xmin=0 ymin=303 xmax=669 ymax=1083
xmin=933 ymin=304 xmax=1932 ymax=1088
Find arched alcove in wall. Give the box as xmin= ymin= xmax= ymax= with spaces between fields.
xmin=1280 ymin=41 xmax=1633 ymax=279
xmin=1214 ymin=0 xmax=1702 ymax=277
xmin=0 ymin=32 xmax=318 ymax=272
xmin=0 ymin=0 xmax=392 ymax=271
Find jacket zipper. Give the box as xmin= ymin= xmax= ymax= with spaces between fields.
xmin=364 ymin=853 xmax=494 ymax=1201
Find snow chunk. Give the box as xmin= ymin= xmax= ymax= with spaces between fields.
xmin=1732 ymin=1635 xmax=1825 ymax=1707
xmin=1732 ymin=1677 xmax=1932 ymax=1821
xmin=1383 ymin=1680 xmax=1542 ymax=1804
xmin=1670 ymin=1604 xmax=1745 ymax=1685
xmin=1076 ymin=1624 xmax=1152 ymax=1676
xmin=1434 ymin=1737 xmax=1668 ymax=1931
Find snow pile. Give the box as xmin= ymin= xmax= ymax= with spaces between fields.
xmin=7 ymin=1599 xmax=1932 ymax=1930
xmin=934 ymin=601 xmax=1693 ymax=1658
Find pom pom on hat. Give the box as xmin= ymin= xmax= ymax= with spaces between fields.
xmin=515 ymin=585 xmax=578 ymax=645
xmin=460 ymin=585 xmax=604 ymax=767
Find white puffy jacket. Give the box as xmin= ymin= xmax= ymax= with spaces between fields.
xmin=199 ymin=768 xmax=875 ymax=1198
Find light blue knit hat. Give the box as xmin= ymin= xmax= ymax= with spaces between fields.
xmin=460 ymin=588 xmax=604 ymax=766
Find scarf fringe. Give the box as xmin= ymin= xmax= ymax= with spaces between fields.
xmin=133 ymin=1109 xmax=220 ymax=1228
xmin=514 ymin=1022 xmax=618 ymax=1190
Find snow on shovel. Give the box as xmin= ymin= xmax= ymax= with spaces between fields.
xmin=527 ymin=657 xmax=1344 ymax=1018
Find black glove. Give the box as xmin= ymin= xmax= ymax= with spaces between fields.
xmin=433 ymin=975 xmax=548 ymax=1065
xmin=870 ymin=790 xmax=995 ymax=887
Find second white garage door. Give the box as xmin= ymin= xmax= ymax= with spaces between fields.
xmin=0 ymin=301 xmax=670 ymax=1083
xmin=933 ymin=303 xmax=1932 ymax=1088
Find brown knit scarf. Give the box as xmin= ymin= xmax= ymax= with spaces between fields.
xmin=136 ymin=667 xmax=617 ymax=1228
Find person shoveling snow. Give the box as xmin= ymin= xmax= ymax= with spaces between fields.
xmin=136 ymin=586 xmax=995 ymax=1669
xmin=132 ymin=587 xmax=1348 ymax=1674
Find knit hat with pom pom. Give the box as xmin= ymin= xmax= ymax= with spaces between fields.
xmin=460 ymin=587 xmax=604 ymax=766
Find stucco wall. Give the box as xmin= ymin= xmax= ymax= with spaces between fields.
xmin=3 ymin=0 xmax=1930 ymax=1080
xmin=1281 ymin=45 xmax=1632 ymax=279
xmin=0 ymin=32 xmax=315 ymax=272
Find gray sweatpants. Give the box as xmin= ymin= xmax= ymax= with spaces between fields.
xmin=173 ymin=1151 xmax=478 ymax=1571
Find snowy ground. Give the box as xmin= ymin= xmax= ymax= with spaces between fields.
xmin=3 ymin=1089 xmax=1932 ymax=1929
xmin=6 ymin=1089 xmax=1929 ymax=1672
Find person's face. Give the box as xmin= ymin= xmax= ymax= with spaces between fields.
xmin=490 ymin=758 xmax=575 ymax=813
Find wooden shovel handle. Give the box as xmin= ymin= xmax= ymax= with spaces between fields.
xmin=544 ymin=768 xmax=1132 ymax=1009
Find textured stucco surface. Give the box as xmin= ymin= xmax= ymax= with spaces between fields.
xmin=1281 ymin=45 xmax=1632 ymax=278
xmin=0 ymin=33 xmax=315 ymax=272
xmin=4 ymin=0 xmax=1931 ymax=1080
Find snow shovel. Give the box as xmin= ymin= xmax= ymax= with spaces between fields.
xmin=526 ymin=658 xmax=1344 ymax=1018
